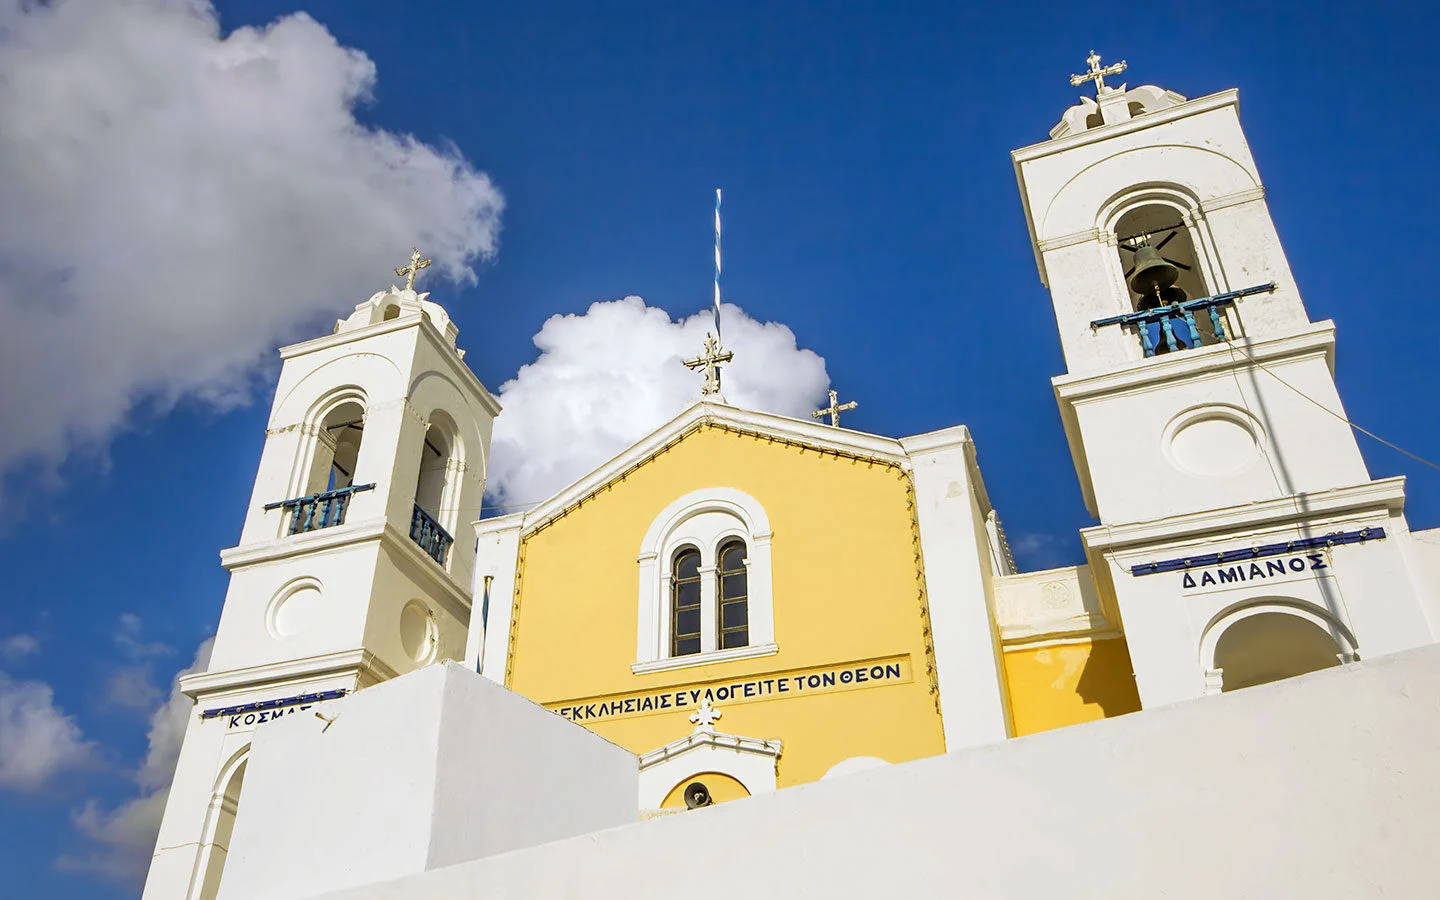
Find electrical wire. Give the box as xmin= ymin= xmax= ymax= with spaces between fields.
xmin=1224 ymin=337 xmax=1440 ymax=474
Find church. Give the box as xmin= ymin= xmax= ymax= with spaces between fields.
xmin=140 ymin=55 xmax=1440 ymax=900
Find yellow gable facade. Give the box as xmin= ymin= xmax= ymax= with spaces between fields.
xmin=467 ymin=401 xmax=1142 ymax=810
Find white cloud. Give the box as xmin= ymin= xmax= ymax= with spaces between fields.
xmin=0 ymin=0 xmax=502 ymax=493
xmin=114 ymin=613 xmax=172 ymax=661
xmin=105 ymin=666 xmax=162 ymax=711
xmin=0 ymin=673 xmax=95 ymax=792
xmin=60 ymin=637 xmax=214 ymax=885
xmin=0 ymin=633 xmax=39 ymax=661
xmin=487 ymin=298 xmax=830 ymax=508
xmin=1008 ymin=531 xmax=1071 ymax=570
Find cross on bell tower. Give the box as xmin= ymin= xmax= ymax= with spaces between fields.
xmin=1012 ymin=58 xmax=1438 ymax=714
xmin=1070 ymin=50 xmax=1127 ymax=97
xmin=142 ymin=254 xmax=501 ymax=900
xmin=394 ymin=248 xmax=432 ymax=292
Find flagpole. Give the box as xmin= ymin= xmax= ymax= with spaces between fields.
xmin=713 ymin=188 xmax=723 ymax=343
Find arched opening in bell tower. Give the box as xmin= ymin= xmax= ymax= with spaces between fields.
xmin=410 ymin=411 xmax=461 ymax=566
xmin=1112 ymin=202 xmax=1222 ymax=355
xmin=306 ymin=400 xmax=366 ymax=494
xmin=1115 ymin=205 xmax=1207 ymax=308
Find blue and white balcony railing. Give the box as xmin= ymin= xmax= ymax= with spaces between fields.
xmin=1090 ymin=282 xmax=1277 ymax=358
xmin=410 ymin=503 xmax=453 ymax=566
xmin=264 ymin=483 xmax=375 ymax=535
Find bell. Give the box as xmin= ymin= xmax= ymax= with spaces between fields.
xmin=1128 ymin=243 xmax=1180 ymax=297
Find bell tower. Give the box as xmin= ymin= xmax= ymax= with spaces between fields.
xmin=1012 ymin=56 xmax=1438 ymax=707
xmin=141 ymin=254 xmax=499 ymax=900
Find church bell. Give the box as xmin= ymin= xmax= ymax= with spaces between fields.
xmin=1128 ymin=242 xmax=1187 ymax=311
xmin=1128 ymin=243 xmax=1179 ymax=295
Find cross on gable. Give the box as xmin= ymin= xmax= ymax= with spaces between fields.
xmin=1070 ymin=50 xmax=1127 ymax=97
xmin=689 ymin=697 xmax=722 ymax=732
xmin=394 ymin=248 xmax=432 ymax=292
xmin=812 ymin=389 xmax=858 ymax=428
xmin=683 ymin=332 xmax=734 ymax=397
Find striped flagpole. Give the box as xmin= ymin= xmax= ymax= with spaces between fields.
xmin=713 ymin=188 xmax=723 ymax=343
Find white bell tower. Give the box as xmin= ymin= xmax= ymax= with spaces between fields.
xmin=1013 ymin=56 xmax=1439 ymax=707
xmin=142 ymin=253 xmax=499 ymax=900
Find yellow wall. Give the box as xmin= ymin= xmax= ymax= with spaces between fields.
xmin=506 ymin=423 xmax=946 ymax=787
xmin=1002 ymin=637 xmax=1141 ymax=736
xmin=660 ymin=772 xmax=751 ymax=808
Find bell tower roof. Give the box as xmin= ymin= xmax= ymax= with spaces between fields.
xmin=333 ymin=248 xmax=461 ymax=350
xmin=1049 ymin=52 xmax=1187 ymax=140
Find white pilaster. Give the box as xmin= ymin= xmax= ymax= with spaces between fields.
xmin=899 ymin=426 xmax=1011 ymax=750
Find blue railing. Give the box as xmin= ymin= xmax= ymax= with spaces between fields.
xmin=264 ymin=484 xmax=375 ymax=535
xmin=410 ymin=503 xmax=453 ymax=566
xmin=1091 ymin=282 xmax=1277 ymax=358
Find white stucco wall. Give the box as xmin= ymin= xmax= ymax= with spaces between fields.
xmin=217 ymin=662 xmax=636 ymax=900
xmin=898 ymin=426 xmax=1011 ymax=750
xmin=311 ymin=644 xmax=1440 ymax=900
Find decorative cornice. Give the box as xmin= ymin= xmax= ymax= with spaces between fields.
xmin=473 ymin=512 xmax=524 ymax=539
xmin=1053 ymin=322 xmax=1337 ymax=406
xmin=897 ymin=424 xmax=973 ymax=457
xmin=1081 ymin=477 xmax=1407 ymax=554
xmin=518 ymin=402 xmax=914 ymax=540
xmin=1001 ymin=629 xmax=1125 ymax=650
xmin=221 ymin=517 xmax=473 ymax=611
xmin=637 ymin=730 xmax=783 ymax=770
xmin=221 ymin=516 xmax=390 ymax=569
xmin=179 ymin=648 xmax=399 ymax=700
xmin=1200 ymin=186 xmax=1267 ymax=213
xmin=278 ymin=311 xmax=501 ymax=417
xmin=1011 ymin=89 xmax=1240 ymax=163
xmin=1037 ymin=228 xmax=1104 ymax=254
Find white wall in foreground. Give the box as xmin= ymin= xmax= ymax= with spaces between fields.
xmin=314 ymin=644 xmax=1440 ymax=900
xmin=218 ymin=662 xmax=636 ymax=900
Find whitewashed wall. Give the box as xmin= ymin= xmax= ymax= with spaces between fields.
xmin=310 ymin=644 xmax=1440 ymax=900
xmin=218 ymin=662 xmax=637 ymax=900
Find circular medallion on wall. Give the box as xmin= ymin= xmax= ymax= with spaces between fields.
xmin=1162 ymin=405 xmax=1264 ymax=478
xmin=267 ymin=579 xmax=324 ymax=638
xmin=399 ymin=600 xmax=439 ymax=665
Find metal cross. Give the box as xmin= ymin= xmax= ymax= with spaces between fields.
xmin=1070 ymin=50 xmax=1127 ymax=97
xmin=394 ymin=248 xmax=432 ymax=292
xmin=683 ymin=332 xmax=734 ymax=396
xmin=689 ymin=697 xmax=722 ymax=732
xmin=812 ymin=389 xmax=857 ymax=428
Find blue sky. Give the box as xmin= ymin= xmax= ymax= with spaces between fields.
xmin=1 ymin=1 xmax=1437 ymax=896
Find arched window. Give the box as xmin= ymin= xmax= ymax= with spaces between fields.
xmin=718 ymin=540 xmax=748 ymax=650
xmin=635 ymin=488 xmax=776 ymax=673
xmin=671 ymin=548 xmax=702 ymax=656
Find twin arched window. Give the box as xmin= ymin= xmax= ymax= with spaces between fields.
xmin=669 ymin=540 xmax=749 ymax=657
xmin=636 ymin=489 xmax=775 ymax=672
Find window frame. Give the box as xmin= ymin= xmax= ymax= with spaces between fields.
xmin=716 ymin=539 xmax=749 ymax=651
xmin=670 ymin=546 xmax=704 ymax=657
xmin=634 ymin=488 xmax=776 ymax=674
